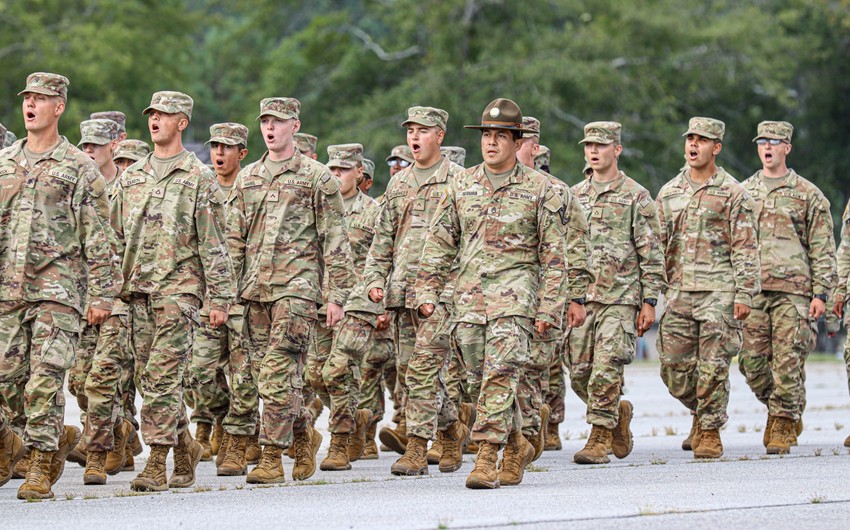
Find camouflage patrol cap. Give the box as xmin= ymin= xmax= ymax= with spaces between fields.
xmin=683 ymin=116 xmax=725 ymax=141
xmin=327 ymin=143 xmax=364 ymax=169
xmin=113 ymin=139 xmax=151 ymax=162
xmin=402 ymin=106 xmax=448 ymax=131
xmin=143 ymin=91 xmax=194 ymax=121
xmin=78 ymin=119 xmax=120 ymax=146
xmin=362 ymin=158 xmax=375 ymax=179
xmin=0 ymin=123 xmax=6 ymax=146
xmin=18 ymin=72 xmax=69 ymax=100
xmin=534 ymin=145 xmax=550 ymax=171
xmin=440 ymin=146 xmax=466 ymax=166
xmin=580 ymin=121 xmax=622 ymax=145
xmin=522 ymin=116 xmax=541 ymax=138
xmin=206 ymin=122 xmax=249 ymax=146
xmin=90 ymin=111 xmax=127 ymax=133
xmin=5 ymin=131 xmax=16 ymax=148
xmin=465 ymin=98 xmax=536 ymax=133
xmin=583 ymin=160 xmax=592 ymax=175
xmin=257 ymin=97 xmax=300 ymax=121
xmin=294 ymin=132 xmax=318 ymax=153
xmin=753 ymin=121 xmax=793 ymax=143
xmin=386 ymin=144 xmax=414 ymax=163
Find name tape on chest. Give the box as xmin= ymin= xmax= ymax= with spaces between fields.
xmin=48 ymin=169 xmax=78 ymax=185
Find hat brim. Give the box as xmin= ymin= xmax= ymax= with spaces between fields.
xmin=578 ymin=136 xmax=615 ymax=145
xmin=113 ymin=153 xmax=144 ymax=162
xmin=144 ymin=105 xmax=191 ymax=121
xmin=78 ymin=136 xmax=110 ymax=146
xmin=401 ymin=118 xmax=445 ymax=130
xmin=327 ymin=159 xmax=357 ymax=169
xmin=385 ymin=154 xmax=414 ymax=163
xmin=256 ymin=111 xmax=298 ymax=121
xmin=465 ymin=124 xmax=537 ymax=134
xmin=205 ymin=137 xmax=245 ymax=146
xmin=682 ymin=129 xmax=722 ymax=140
xmin=18 ymin=87 xmax=64 ymax=99
xmin=752 ymin=133 xmax=789 ymax=142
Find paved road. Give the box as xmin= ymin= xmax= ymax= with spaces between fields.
xmin=4 ymin=361 xmax=850 ymax=529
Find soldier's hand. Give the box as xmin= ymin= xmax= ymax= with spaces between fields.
xmin=637 ymin=303 xmax=656 ymax=337
xmin=733 ymin=303 xmax=751 ymax=321
xmin=833 ymin=300 xmax=845 ymax=319
xmin=209 ymin=310 xmax=228 ymax=328
xmin=535 ymin=320 xmax=553 ymax=335
xmin=418 ymin=303 xmax=435 ymax=318
xmin=376 ymin=312 xmax=391 ymax=331
xmin=326 ymin=303 xmax=344 ymax=327
xmin=369 ymin=288 xmax=384 ymax=303
xmin=87 ymin=307 xmax=110 ymax=326
xmin=566 ymin=302 xmax=586 ymax=328
xmin=809 ymin=298 xmax=826 ymax=320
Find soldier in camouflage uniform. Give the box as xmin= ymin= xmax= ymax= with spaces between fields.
xmin=534 ymin=145 xmax=550 ymax=173
xmin=112 ymin=91 xmax=235 ymax=492
xmin=0 ymin=123 xmax=8 ymax=150
xmin=91 ymin=111 xmax=128 ymax=142
xmin=834 ymin=200 xmax=850 ymax=448
xmin=227 ymin=97 xmax=355 ymax=484
xmin=656 ymin=117 xmax=760 ymax=459
xmin=738 ymin=121 xmax=836 ymax=454
xmin=440 ymin=146 xmax=466 ymax=167
xmin=113 ymin=140 xmax=150 ymax=173
xmin=358 ymin=157 xmax=375 ymax=195
xmin=415 ymin=99 xmax=568 ymax=489
xmin=0 ymin=73 xmax=122 ymax=500
xmin=568 ymin=122 xmax=665 ymax=464
xmin=294 ymin=132 xmax=318 ymax=160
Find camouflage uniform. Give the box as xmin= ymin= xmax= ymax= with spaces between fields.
xmin=114 ymin=140 xmax=150 ymax=164
xmin=0 ymin=73 xmax=122 ymax=452
xmin=656 ymin=118 xmax=760 ymax=430
xmin=739 ymin=124 xmax=836 ymax=422
xmin=228 ymin=98 xmax=355 ymax=448
xmin=838 ymin=200 xmax=850 ymax=393
xmin=112 ymin=92 xmax=235 ymax=446
xmin=440 ymin=146 xmax=466 ymax=167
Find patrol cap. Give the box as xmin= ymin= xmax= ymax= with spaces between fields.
xmin=113 ymin=139 xmax=151 ymax=162
xmin=583 ymin=159 xmax=592 ymax=175
xmin=90 ymin=111 xmax=126 ymax=133
xmin=0 ymin=123 xmax=6 ymax=145
xmin=362 ymin=158 xmax=375 ymax=179
xmin=465 ymin=98 xmax=536 ymax=133
xmin=206 ymin=122 xmax=249 ymax=146
xmin=294 ymin=132 xmax=318 ymax=153
xmin=522 ymin=116 xmax=541 ymax=138
xmin=78 ymin=119 xmax=120 ymax=146
xmin=534 ymin=145 xmax=550 ymax=171
xmin=401 ymin=106 xmax=448 ymax=131
xmin=143 ymin=91 xmax=194 ymax=121
xmin=440 ymin=146 xmax=466 ymax=166
xmin=327 ymin=143 xmax=364 ymax=169
xmin=386 ymin=144 xmax=414 ymax=163
xmin=753 ymin=121 xmax=793 ymax=143
xmin=5 ymin=131 xmax=16 ymax=148
xmin=579 ymin=121 xmax=622 ymax=145
xmin=18 ymin=72 xmax=69 ymax=100
xmin=257 ymin=97 xmax=300 ymax=121
xmin=683 ymin=116 xmax=725 ymax=141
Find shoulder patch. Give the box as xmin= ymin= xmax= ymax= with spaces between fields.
xmin=318 ymin=173 xmax=340 ymax=195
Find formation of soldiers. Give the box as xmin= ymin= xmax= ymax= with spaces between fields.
xmin=0 ymin=70 xmax=848 ymax=498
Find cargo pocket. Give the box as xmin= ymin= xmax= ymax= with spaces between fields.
xmin=721 ymin=314 xmax=744 ymax=359
xmin=615 ymin=318 xmax=637 ymax=365
xmin=281 ymin=298 xmax=317 ymax=355
xmin=41 ymin=311 xmax=81 ymax=370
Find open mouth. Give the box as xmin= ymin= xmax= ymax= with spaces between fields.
xmin=688 ymin=149 xmax=698 ymax=161
xmin=151 ymin=124 xmax=160 ymax=133
xmin=266 ymin=134 xmax=275 ymax=142
xmin=25 ymin=111 xmax=36 ymax=121
xmin=411 ymin=143 xmax=421 ymax=155
xmin=590 ymin=156 xmax=599 ymax=164
xmin=215 ymin=158 xmax=225 ymax=167
xmin=764 ymin=153 xmax=773 ymax=162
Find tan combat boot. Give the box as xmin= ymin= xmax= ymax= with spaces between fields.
xmin=465 ymin=440 xmax=479 ymax=454
xmin=215 ymin=432 xmax=232 ymax=468
xmin=693 ymin=428 xmax=723 ymax=458
xmin=217 ymin=434 xmax=249 ymax=476
xmin=245 ymin=432 xmax=262 ymax=465
xmin=13 ymin=449 xmax=30 ymax=479
xmin=131 ymin=445 xmax=170 ymax=491
xmin=574 ymin=425 xmax=613 ymax=465
xmin=528 ymin=405 xmax=550 ymax=462
xmin=498 ymin=430 xmax=535 ymax=486
xmin=347 ymin=409 xmax=370 ymax=462
xmin=379 ymin=415 xmax=408 ymax=455
xmin=320 ymin=433 xmax=352 ymax=471
xmin=438 ymin=420 xmax=470 ymax=473
xmin=66 ymin=440 xmax=86 ymax=467
xmin=195 ymin=422 xmax=213 ymax=461
xmin=169 ymin=430 xmax=203 ymax=488
xmin=544 ymin=422 xmax=562 ymax=451
xmin=50 ymin=425 xmax=82 ymax=485
xmin=246 ymin=445 xmax=285 ymax=484
xmin=611 ymin=400 xmax=634 ymax=459
xmin=105 ymin=420 xmax=131 ymax=475
xmin=291 ymin=425 xmax=322 ymax=480
xmin=84 ymin=451 xmax=107 ymax=485
xmin=763 ymin=415 xmax=775 ymax=448
xmin=792 ymin=418 xmax=803 ymax=446
xmin=766 ymin=417 xmax=794 ymax=455
xmin=17 ymin=449 xmax=55 ymax=500
xmin=210 ymin=419 xmax=224 ymax=456
xmin=129 ymin=428 xmax=143 ymax=457
xmin=361 ymin=419 xmax=379 ymax=460
xmin=682 ymin=414 xmax=698 ymax=450
xmin=0 ymin=426 xmax=25 ymax=488
xmin=390 ymin=435 xmax=429 ymax=476
xmin=426 ymin=438 xmax=443 ymax=465
xmin=465 ymin=441 xmax=500 ymax=489
xmin=308 ymin=397 xmax=324 ymax=427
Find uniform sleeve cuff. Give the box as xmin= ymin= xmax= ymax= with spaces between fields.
xmin=88 ymin=297 xmax=114 ymax=312
xmin=734 ymin=292 xmax=752 ymax=307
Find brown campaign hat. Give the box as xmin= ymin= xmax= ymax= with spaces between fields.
xmin=753 ymin=121 xmax=793 ymax=142
xmin=465 ymin=98 xmax=537 ymax=133
xmin=18 ymin=72 xmax=69 ymax=100
xmin=143 ymin=91 xmax=194 ymax=121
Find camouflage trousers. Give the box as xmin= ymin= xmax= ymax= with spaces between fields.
xmin=739 ymin=292 xmax=812 ymax=420
xmin=385 ymin=360 xmax=403 ymax=423
xmin=246 ymin=297 xmax=314 ymax=448
xmin=517 ymin=332 xmax=558 ymax=437
xmin=82 ymin=302 xmax=133 ymax=451
xmin=130 ymin=293 xmax=199 ymax=447
xmin=405 ymin=304 xmax=458 ymax=440
xmin=566 ymin=303 xmax=637 ymax=429
xmin=359 ymin=318 xmax=394 ymax=424
xmin=446 ymin=350 xmax=473 ymax=407
xmin=0 ymin=301 xmax=80 ymax=451
xmin=658 ymin=290 xmax=742 ymax=430
xmin=69 ymin=323 xmax=98 ymax=418
xmin=188 ymin=312 xmax=240 ymax=425
xmin=221 ymin=311 xmax=260 ymax=437
xmin=452 ymin=317 xmax=531 ymax=445
xmin=544 ymin=355 xmax=566 ymax=424
xmin=392 ymin=308 xmax=419 ymax=408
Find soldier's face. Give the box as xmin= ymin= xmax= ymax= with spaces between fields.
xmin=516 ymin=138 xmax=539 ymax=167
xmin=684 ymin=134 xmax=721 ymax=170
xmin=260 ymin=116 xmax=300 ymax=154
xmin=359 ymin=176 xmax=373 ymax=193
xmin=584 ymin=142 xmax=621 ymax=174
xmin=407 ymin=125 xmax=444 ymax=166
xmin=388 ymin=158 xmax=409 ymax=177
xmin=148 ymin=111 xmax=187 ymax=145
xmin=210 ymin=142 xmax=247 ymax=179
xmin=330 ymin=165 xmax=362 ymax=199
xmin=22 ymin=93 xmax=64 ymax=133
xmin=82 ymin=142 xmax=115 ymax=171
xmin=115 ymin=158 xmax=135 ymax=172
xmin=757 ymin=139 xmax=791 ymax=171
xmin=480 ymin=129 xmax=519 ymax=173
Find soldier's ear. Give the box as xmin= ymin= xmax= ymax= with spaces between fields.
xmin=177 ymin=117 xmax=189 ymax=132
xmin=238 ymin=148 xmax=248 ymax=162
xmin=713 ymin=142 xmax=723 ymax=156
xmin=292 ymin=119 xmax=301 ymax=135
xmin=54 ymin=99 xmax=65 ymax=116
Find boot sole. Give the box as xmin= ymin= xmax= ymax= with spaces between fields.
xmin=694 ymin=453 xmax=722 ymax=459
xmin=378 ymin=429 xmax=407 ymax=455
xmin=681 ymin=439 xmax=693 ymax=451
xmin=390 ymin=465 xmax=428 ymax=476
xmin=766 ymin=446 xmax=789 ymax=455
xmin=130 ymin=480 xmax=168 ymax=492
xmin=83 ymin=474 xmax=107 ymax=485
xmin=17 ymin=489 xmax=54 ymax=500
xmin=438 ymin=461 xmax=462 ymax=473
xmin=217 ymin=467 xmax=248 ymax=476
xmin=168 ymin=441 xmax=203 ymax=488
xmin=426 ymin=453 xmax=441 ymax=465
xmin=574 ymin=454 xmax=610 ymax=465
xmin=320 ymin=463 xmax=352 ymax=471
xmin=465 ymin=477 xmax=499 ymax=489
xmin=360 ymin=453 xmax=379 ymax=460
xmin=246 ymin=475 xmax=286 ymax=484
xmin=612 ymin=401 xmax=634 ymax=459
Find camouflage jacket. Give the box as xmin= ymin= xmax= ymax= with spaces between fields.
xmin=414 ymin=162 xmax=568 ymax=327
xmin=200 ymin=180 xmax=244 ymax=317
xmin=656 ymin=167 xmax=760 ymax=306
xmin=542 ymin=170 xmax=593 ymax=300
xmin=743 ymin=169 xmax=836 ymax=298
xmin=228 ymin=151 xmax=355 ymax=307
xmin=112 ymin=151 xmax=235 ymax=311
xmin=572 ymin=171 xmax=665 ymax=306
xmin=362 ymin=157 xmax=463 ymax=309
xmin=835 ymin=200 xmax=850 ymax=302
xmin=0 ymin=137 xmax=122 ymax=314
